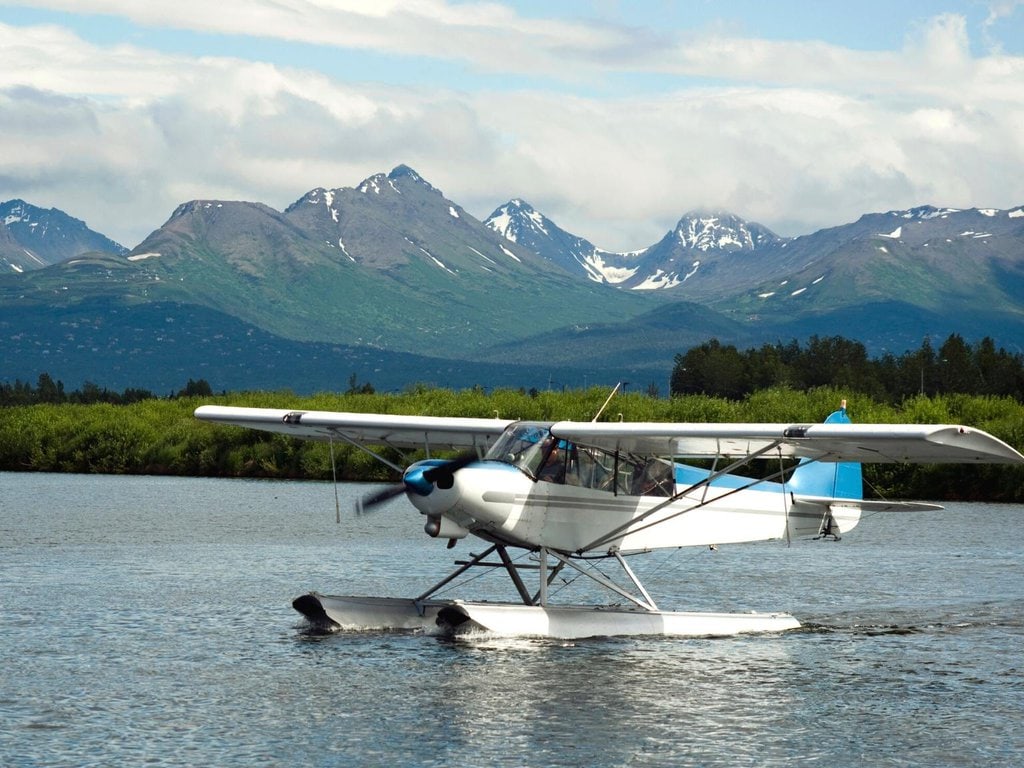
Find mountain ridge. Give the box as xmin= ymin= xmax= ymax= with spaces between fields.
xmin=3 ymin=169 xmax=1023 ymax=392
xmin=1 ymin=166 xmax=653 ymax=362
xmin=0 ymin=199 xmax=127 ymax=274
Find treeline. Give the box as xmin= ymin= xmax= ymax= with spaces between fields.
xmin=1 ymin=386 xmax=1023 ymax=502
xmin=0 ymin=372 xmax=375 ymax=405
xmin=0 ymin=373 xmax=214 ymax=406
xmin=671 ymin=335 xmax=1024 ymax=401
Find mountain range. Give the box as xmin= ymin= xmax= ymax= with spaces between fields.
xmin=0 ymin=199 xmax=127 ymax=273
xmin=486 ymin=200 xmax=783 ymax=291
xmin=2 ymin=166 xmax=1023 ymax=393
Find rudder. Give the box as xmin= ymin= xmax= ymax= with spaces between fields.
xmin=787 ymin=401 xmax=863 ymax=501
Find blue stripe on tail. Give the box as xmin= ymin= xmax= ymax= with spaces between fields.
xmin=786 ymin=403 xmax=863 ymax=500
xmin=672 ymin=403 xmax=864 ymax=499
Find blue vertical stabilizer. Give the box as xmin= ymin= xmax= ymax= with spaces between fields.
xmin=786 ymin=403 xmax=863 ymax=500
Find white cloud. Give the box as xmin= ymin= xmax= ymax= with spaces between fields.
xmin=982 ymin=0 xmax=1024 ymax=50
xmin=2 ymin=0 xmax=643 ymax=79
xmin=0 ymin=4 xmax=1021 ymax=251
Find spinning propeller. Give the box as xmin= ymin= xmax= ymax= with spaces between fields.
xmin=355 ymin=483 xmax=406 ymax=514
xmin=355 ymin=451 xmax=479 ymax=515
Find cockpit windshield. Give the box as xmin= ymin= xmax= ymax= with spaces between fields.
xmin=485 ymin=423 xmax=675 ymax=496
xmin=484 ymin=423 xmax=552 ymax=477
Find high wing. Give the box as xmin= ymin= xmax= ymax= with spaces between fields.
xmin=193 ymin=405 xmax=514 ymax=453
xmin=195 ymin=405 xmax=1024 ymax=465
xmin=551 ymin=421 xmax=1024 ymax=464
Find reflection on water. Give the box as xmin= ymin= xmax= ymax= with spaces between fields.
xmin=423 ymin=636 xmax=800 ymax=766
xmin=2 ymin=473 xmax=1024 ymax=767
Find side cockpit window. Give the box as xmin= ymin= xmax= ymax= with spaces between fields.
xmin=486 ymin=424 xmax=674 ymax=496
xmin=629 ymin=457 xmax=674 ymax=496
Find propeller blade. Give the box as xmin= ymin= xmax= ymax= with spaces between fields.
xmin=357 ymin=452 xmax=479 ymax=514
xmin=421 ymin=451 xmax=479 ymax=486
xmin=355 ymin=483 xmax=406 ymax=516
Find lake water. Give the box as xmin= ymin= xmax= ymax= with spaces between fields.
xmin=2 ymin=472 xmax=1023 ymax=767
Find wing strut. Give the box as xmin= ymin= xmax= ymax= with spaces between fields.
xmin=330 ymin=429 xmax=406 ymax=473
xmin=780 ymin=449 xmax=791 ymax=547
xmin=329 ymin=435 xmax=341 ymax=525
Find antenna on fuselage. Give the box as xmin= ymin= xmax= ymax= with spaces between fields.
xmin=592 ymin=382 xmax=623 ymax=422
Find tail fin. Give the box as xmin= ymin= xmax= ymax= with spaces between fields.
xmin=788 ymin=402 xmax=942 ymax=540
xmin=785 ymin=401 xmax=864 ymax=539
xmin=787 ymin=400 xmax=862 ymax=501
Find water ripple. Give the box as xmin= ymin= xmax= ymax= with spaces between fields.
xmin=2 ymin=475 xmax=1023 ymax=767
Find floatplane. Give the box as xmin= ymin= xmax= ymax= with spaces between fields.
xmin=195 ymin=395 xmax=1023 ymax=639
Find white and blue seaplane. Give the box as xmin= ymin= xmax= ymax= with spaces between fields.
xmin=195 ymin=398 xmax=1023 ymax=639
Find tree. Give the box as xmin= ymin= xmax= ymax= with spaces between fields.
xmin=672 ymin=340 xmax=749 ymax=399
xmin=345 ymin=373 xmax=375 ymax=395
xmin=796 ymin=336 xmax=870 ymax=390
xmin=36 ymin=373 xmax=65 ymax=404
xmin=974 ymin=336 xmax=1022 ymax=397
xmin=937 ymin=334 xmax=982 ymax=394
xmin=746 ymin=343 xmax=793 ymax=391
xmin=178 ymin=379 xmax=213 ymax=397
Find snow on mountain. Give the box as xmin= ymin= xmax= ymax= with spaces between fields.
xmin=485 ymin=199 xmax=632 ymax=283
xmin=0 ymin=199 xmax=127 ymax=273
xmin=486 ymin=202 xmax=783 ymax=292
xmin=736 ymin=202 xmax=1024 ymax=323
xmin=6 ymin=166 xmax=1024 ymax=391
xmin=281 ymin=166 xmax=541 ymax=275
xmin=673 ymin=211 xmax=780 ymax=252
xmin=845 ymin=205 xmax=1024 ymax=250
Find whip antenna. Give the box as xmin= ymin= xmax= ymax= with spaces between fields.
xmin=592 ymin=382 xmax=622 ymax=422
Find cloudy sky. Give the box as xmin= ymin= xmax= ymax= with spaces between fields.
xmin=2 ymin=1 xmax=1023 ymax=251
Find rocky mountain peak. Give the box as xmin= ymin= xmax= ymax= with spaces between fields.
xmin=387 ymin=164 xmax=429 ymax=185
xmin=672 ymin=210 xmax=781 ymax=252
xmin=485 ymin=199 xmax=549 ymax=243
xmin=352 ymin=165 xmax=439 ymax=198
xmin=170 ymin=200 xmax=227 ymax=218
xmin=0 ymin=198 xmax=127 ymax=273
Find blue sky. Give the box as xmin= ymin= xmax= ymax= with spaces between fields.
xmin=2 ymin=1 xmax=1023 ymax=250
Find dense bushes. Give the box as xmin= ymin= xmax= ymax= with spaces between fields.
xmin=2 ymin=386 xmax=1023 ymax=501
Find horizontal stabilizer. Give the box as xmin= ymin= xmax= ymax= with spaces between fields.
xmin=791 ymin=494 xmax=942 ymax=512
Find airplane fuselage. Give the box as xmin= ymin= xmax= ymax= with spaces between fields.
xmin=406 ymin=460 xmax=860 ymax=553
